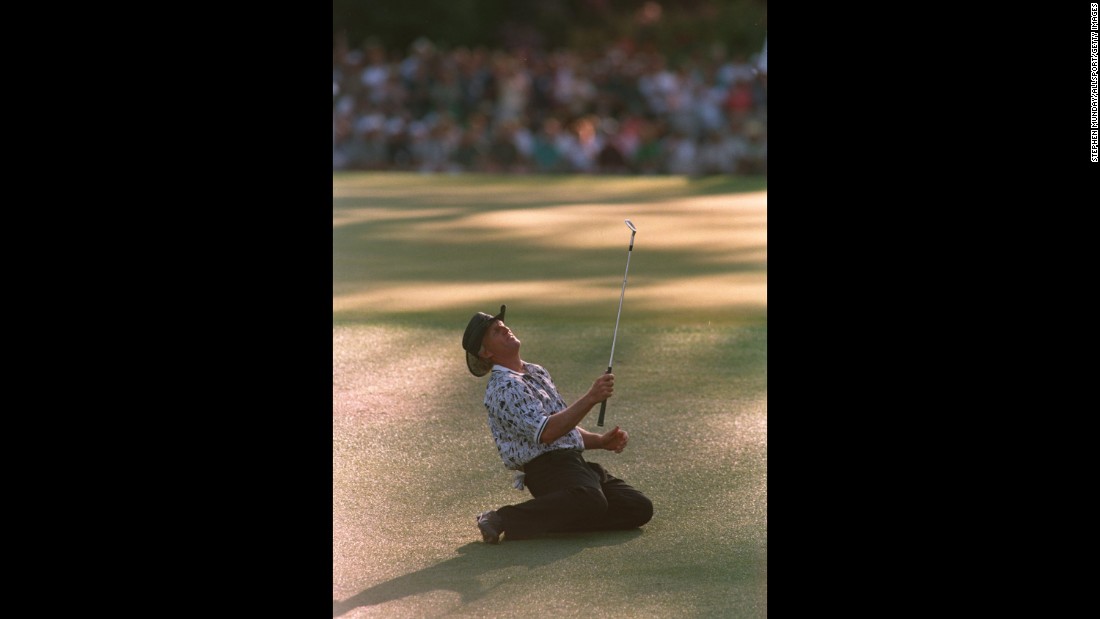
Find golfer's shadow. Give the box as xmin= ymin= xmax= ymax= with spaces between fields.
xmin=332 ymin=529 xmax=642 ymax=617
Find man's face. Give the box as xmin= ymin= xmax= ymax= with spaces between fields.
xmin=479 ymin=319 xmax=520 ymax=361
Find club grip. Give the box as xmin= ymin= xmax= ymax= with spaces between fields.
xmin=596 ymin=366 xmax=611 ymax=426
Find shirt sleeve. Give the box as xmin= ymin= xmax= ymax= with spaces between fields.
xmin=486 ymin=374 xmax=553 ymax=448
xmin=525 ymin=364 xmax=574 ymax=444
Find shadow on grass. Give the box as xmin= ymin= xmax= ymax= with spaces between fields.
xmin=332 ymin=529 xmax=643 ymax=617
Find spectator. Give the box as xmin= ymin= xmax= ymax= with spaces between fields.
xmin=531 ymin=117 xmax=567 ymax=173
xmin=486 ymin=121 xmax=523 ymax=173
xmin=664 ymin=131 xmax=697 ymax=176
xmin=595 ymin=119 xmax=629 ymax=174
xmin=451 ymin=127 xmax=485 ymax=172
xmin=631 ymin=118 xmax=665 ymax=175
xmin=333 ymin=36 xmax=766 ymax=176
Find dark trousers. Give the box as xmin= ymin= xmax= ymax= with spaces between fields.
xmin=496 ymin=449 xmax=653 ymax=540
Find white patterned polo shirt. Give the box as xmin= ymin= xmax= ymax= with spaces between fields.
xmin=484 ymin=362 xmax=584 ymax=488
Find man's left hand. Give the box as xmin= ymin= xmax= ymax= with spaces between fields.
xmin=601 ymin=426 xmax=629 ymax=453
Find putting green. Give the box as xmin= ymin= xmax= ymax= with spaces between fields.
xmin=334 ymin=172 xmax=767 ymax=618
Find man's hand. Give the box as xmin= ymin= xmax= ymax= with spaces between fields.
xmin=542 ymin=373 xmax=620 ymax=445
xmin=601 ymin=426 xmax=629 ymax=453
xmin=586 ymin=372 xmax=614 ymax=406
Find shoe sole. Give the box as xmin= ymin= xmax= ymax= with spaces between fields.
xmin=476 ymin=513 xmax=501 ymax=544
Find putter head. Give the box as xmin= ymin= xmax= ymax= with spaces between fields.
xmin=625 ymin=219 xmax=636 ymax=233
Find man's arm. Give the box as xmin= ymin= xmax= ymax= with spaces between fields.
xmin=539 ymin=372 xmax=614 ymax=444
xmin=579 ymin=426 xmax=629 ymax=453
xmin=578 ymin=427 xmax=605 ymax=449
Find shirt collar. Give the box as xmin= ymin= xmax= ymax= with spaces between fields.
xmin=492 ymin=363 xmax=526 ymax=376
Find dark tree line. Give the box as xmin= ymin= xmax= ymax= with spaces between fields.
xmin=334 ymin=0 xmax=767 ymax=60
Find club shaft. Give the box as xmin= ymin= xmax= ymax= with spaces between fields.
xmin=607 ymin=246 xmax=633 ymax=369
xmin=599 ymin=237 xmax=634 ymax=426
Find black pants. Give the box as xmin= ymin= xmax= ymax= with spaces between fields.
xmin=496 ymin=449 xmax=653 ymax=540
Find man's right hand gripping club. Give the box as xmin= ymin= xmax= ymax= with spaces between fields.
xmin=538 ymin=372 xmax=614 ymax=444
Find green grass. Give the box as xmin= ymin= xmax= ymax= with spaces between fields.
xmin=333 ymin=172 xmax=767 ymax=618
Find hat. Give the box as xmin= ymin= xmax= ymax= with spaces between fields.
xmin=462 ymin=304 xmax=506 ymax=377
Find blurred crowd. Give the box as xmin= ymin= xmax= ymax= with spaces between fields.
xmin=333 ymin=35 xmax=767 ymax=176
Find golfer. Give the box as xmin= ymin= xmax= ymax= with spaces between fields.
xmin=462 ymin=304 xmax=653 ymax=543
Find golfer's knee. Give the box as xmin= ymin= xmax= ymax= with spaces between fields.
xmin=574 ymin=486 xmax=608 ymax=517
xmin=633 ymin=495 xmax=654 ymax=527
xmin=623 ymin=495 xmax=653 ymax=528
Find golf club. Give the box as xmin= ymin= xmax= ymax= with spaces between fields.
xmin=598 ymin=219 xmax=637 ymax=426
